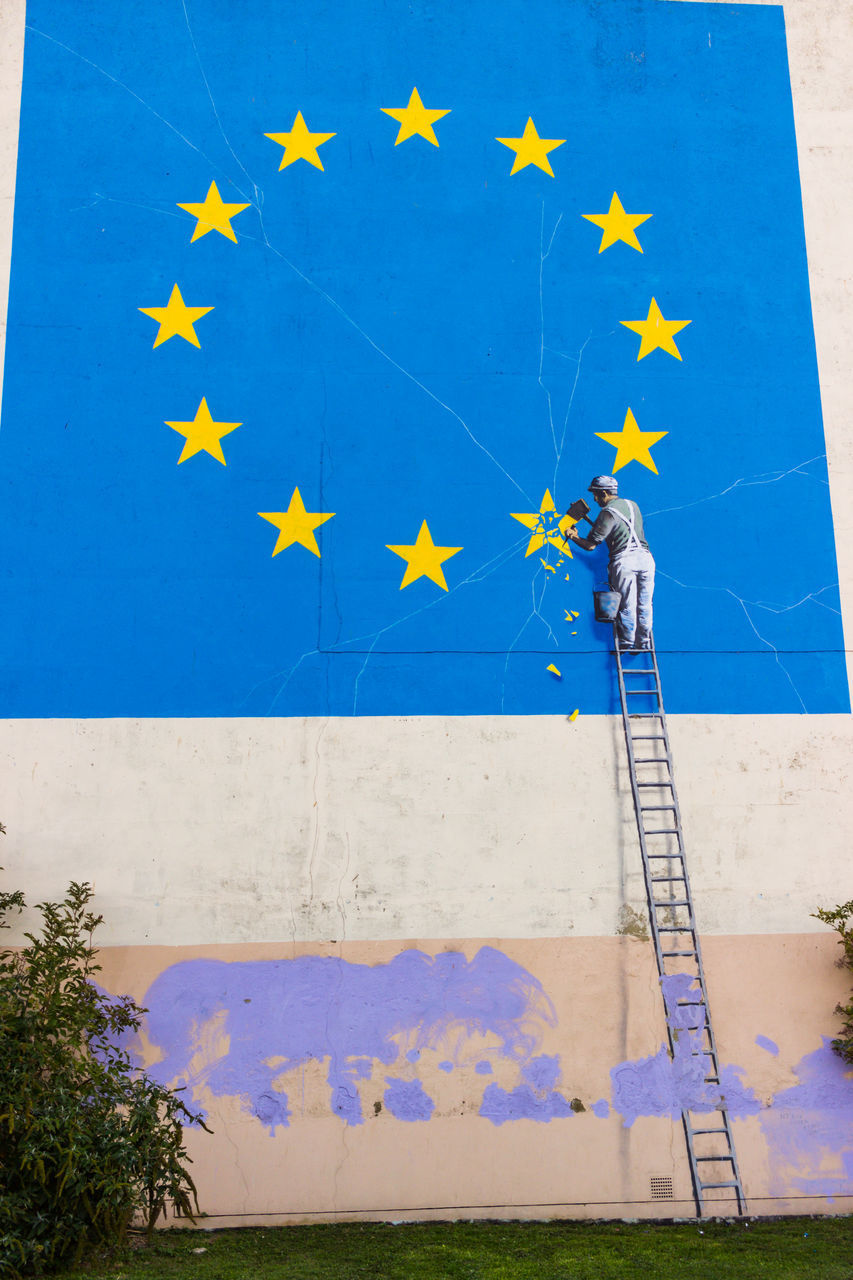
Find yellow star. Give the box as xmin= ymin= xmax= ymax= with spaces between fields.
xmin=582 ymin=192 xmax=651 ymax=253
xmin=620 ymin=297 xmax=691 ymax=361
xmin=264 ymin=111 xmax=336 ymax=171
xmin=138 ymin=283 xmax=213 ymax=349
xmin=511 ymin=490 xmax=575 ymax=558
xmin=386 ymin=520 xmax=462 ymax=591
xmin=165 ymin=398 xmax=242 ymax=465
xmin=381 ymin=87 xmax=450 ymax=147
xmin=258 ymin=488 xmax=334 ymax=557
xmin=177 ymin=181 xmax=250 ymax=243
xmin=595 ymin=407 xmax=668 ymax=474
xmin=495 ymin=118 xmax=565 ymax=177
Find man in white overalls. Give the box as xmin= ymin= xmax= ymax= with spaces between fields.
xmin=564 ymin=475 xmax=655 ymax=650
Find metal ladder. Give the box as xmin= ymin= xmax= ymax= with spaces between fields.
xmin=613 ymin=630 xmax=748 ymax=1218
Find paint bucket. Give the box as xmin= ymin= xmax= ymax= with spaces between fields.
xmin=593 ymin=586 xmax=621 ymax=622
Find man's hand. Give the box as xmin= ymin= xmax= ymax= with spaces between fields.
xmin=563 ymin=523 xmax=595 ymax=552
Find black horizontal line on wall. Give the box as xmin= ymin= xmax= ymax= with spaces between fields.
xmin=190 ymin=1191 xmax=853 ymax=1219
xmin=313 ymin=649 xmax=851 ymax=656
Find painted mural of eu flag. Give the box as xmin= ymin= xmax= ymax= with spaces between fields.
xmin=0 ymin=0 xmax=846 ymax=716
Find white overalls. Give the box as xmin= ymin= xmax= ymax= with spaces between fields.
xmin=607 ymin=502 xmax=655 ymax=649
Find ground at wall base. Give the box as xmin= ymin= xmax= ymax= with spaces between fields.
xmin=44 ymin=1218 xmax=853 ymax=1280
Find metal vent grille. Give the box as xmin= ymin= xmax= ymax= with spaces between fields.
xmin=650 ymin=1176 xmax=674 ymax=1200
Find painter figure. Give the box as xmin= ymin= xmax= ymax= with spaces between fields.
xmin=564 ymin=475 xmax=655 ymax=650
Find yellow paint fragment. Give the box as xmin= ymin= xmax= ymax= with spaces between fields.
xmin=564 ymin=573 xmax=571 ymax=581
xmin=539 ymin=558 xmax=556 ymax=573
xmin=564 ymin=610 xmax=572 ymax=622
xmin=546 ymin=663 xmax=561 ymax=677
xmin=569 ymin=708 xmax=580 ymax=721
xmin=571 ymin=631 xmax=577 ymax=635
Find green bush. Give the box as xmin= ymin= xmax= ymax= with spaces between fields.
xmin=0 ymin=857 xmax=209 ymax=1276
xmin=813 ymin=899 xmax=853 ymax=1065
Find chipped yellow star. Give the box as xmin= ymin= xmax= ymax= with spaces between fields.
xmin=511 ymin=490 xmax=575 ymax=558
xmin=496 ymin=117 xmax=565 ymax=177
xmin=264 ymin=111 xmax=336 ymax=171
xmin=582 ymin=192 xmax=651 ymax=253
xmin=258 ymin=488 xmax=335 ymax=557
xmin=621 ymin=297 xmax=691 ymax=361
xmin=139 ymin=283 xmax=213 ymax=348
xmin=595 ymin=407 xmax=668 ymax=474
xmin=177 ymin=181 xmax=250 ymax=243
xmin=386 ymin=520 xmax=462 ymax=590
xmin=165 ymin=398 xmax=242 ymax=465
xmin=381 ymin=86 xmax=450 ymax=146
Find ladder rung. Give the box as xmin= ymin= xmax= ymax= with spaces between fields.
xmin=657 ymin=925 xmax=695 ymax=933
xmin=630 ymin=713 xmax=662 ymax=720
xmin=634 ymin=758 xmax=669 ymax=764
xmin=661 ymin=949 xmax=697 ymax=957
xmin=647 ymin=853 xmax=684 ymax=860
xmin=638 ymin=780 xmax=672 ymax=787
xmin=641 ymin=804 xmax=676 ymax=810
xmin=654 ymin=899 xmax=690 ymax=907
xmin=626 ymin=690 xmax=658 ymax=696
xmin=644 ymin=828 xmax=679 ymax=835
xmin=695 ymin=1155 xmax=735 ymax=1163
xmin=689 ymin=1128 xmax=729 ymax=1136
xmin=699 ymin=1181 xmax=740 ymax=1190
xmin=632 ymin=734 xmax=666 ymax=741
xmin=651 ymin=875 xmax=686 ymax=882
xmin=621 ymin=667 xmax=656 ymax=674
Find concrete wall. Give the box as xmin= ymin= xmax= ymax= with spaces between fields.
xmin=1 ymin=0 xmax=852 ymax=1223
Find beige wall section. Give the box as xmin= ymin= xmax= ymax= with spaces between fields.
xmin=96 ymin=933 xmax=852 ymax=1222
xmin=1 ymin=713 xmax=851 ymax=946
xmin=0 ymin=0 xmax=24 ymax=405
xmin=0 ymin=0 xmax=851 ymax=953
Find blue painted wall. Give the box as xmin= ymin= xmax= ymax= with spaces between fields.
xmin=0 ymin=0 xmax=845 ymax=715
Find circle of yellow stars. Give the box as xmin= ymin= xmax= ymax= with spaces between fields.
xmin=136 ymin=86 xmax=692 ymax=595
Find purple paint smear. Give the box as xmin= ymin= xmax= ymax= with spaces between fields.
xmin=756 ymin=1035 xmax=779 ymax=1056
xmin=611 ymin=971 xmax=761 ymax=1128
xmin=480 ymin=1054 xmax=572 ymax=1125
xmin=759 ymin=1039 xmax=853 ymax=1197
xmin=384 ymin=1078 xmax=435 ymax=1122
xmin=522 ymin=1054 xmax=561 ymax=1091
xmin=137 ymin=947 xmax=555 ymax=1132
xmin=480 ymin=1082 xmax=575 ymax=1125
xmin=475 ymin=1060 xmax=493 ymax=1075
xmin=114 ymin=944 xmax=853 ymax=1203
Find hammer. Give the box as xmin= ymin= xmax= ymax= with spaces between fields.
xmin=566 ymin=498 xmax=595 ymax=527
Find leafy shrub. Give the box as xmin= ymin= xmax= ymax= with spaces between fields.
xmin=812 ymin=899 xmax=853 ymax=1065
xmin=0 ymin=861 xmax=209 ymax=1275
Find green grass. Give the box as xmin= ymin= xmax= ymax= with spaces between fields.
xmin=50 ymin=1217 xmax=853 ymax=1280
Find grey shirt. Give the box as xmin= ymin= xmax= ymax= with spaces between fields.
xmin=586 ymin=498 xmax=650 ymax=557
